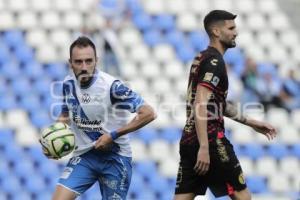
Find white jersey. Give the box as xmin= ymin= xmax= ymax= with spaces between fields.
xmin=61 ymin=70 xmax=144 ymax=157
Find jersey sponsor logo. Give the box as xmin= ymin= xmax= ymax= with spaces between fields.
xmin=211 ymin=76 xmax=220 ymax=86
xmin=203 ymin=72 xmax=213 ymax=82
xmin=69 ymin=157 xmax=81 ymax=165
xmin=81 ymin=93 xmax=91 ymax=103
xmin=60 ymin=167 xmax=73 ymax=179
xmin=210 ymin=58 xmax=218 ymax=66
xmin=73 ymin=115 xmax=103 ymax=132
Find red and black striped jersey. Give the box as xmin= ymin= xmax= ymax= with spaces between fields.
xmin=181 ymin=46 xmax=228 ymax=145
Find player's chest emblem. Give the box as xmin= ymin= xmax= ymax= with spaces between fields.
xmin=81 ymin=93 xmax=91 ymax=104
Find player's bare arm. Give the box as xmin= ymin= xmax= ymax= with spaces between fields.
xmin=193 ymin=85 xmax=212 ymax=175
xmin=224 ymin=101 xmax=276 ymax=140
xmin=95 ymin=104 xmax=157 ymax=150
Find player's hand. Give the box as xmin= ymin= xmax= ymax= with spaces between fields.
xmin=251 ymin=121 xmax=277 ymax=141
xmin=95 ymin=134 xmax=114 ymax=151
xmin=39 ymin=139 xmax=59 ymax=160
xmin=194 ymin=147 xmax=210 ymax=175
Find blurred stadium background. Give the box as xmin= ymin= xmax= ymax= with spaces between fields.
xmin=1 ymin=0 xmax=300 ymax=199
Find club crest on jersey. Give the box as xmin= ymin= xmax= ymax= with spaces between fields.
xmin=81 ymin=93 xmax=91 ymax=103
xmin=204 ymin=72 xmax=213 ymax=81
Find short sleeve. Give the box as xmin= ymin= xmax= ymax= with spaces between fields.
xmin=110 ymin=80 xmax=145 ymax=113
xmin=198 ymin=56 xmax=224 ymax=91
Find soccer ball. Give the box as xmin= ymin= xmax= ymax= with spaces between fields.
xmin=40 ymin=122 xmax=75 ymax=159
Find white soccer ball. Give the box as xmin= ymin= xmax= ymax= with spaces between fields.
xmin=40 ymin=122 xmax=75 ymax=159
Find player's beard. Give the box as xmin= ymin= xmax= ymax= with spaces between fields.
xmin=221 ymin=37 xmax=236 ymax=49
xmin=76 ymin=67 xmax=96 ymax=87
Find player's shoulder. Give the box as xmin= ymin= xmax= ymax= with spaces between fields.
xmin=99 ymin=71 xmax=118 ymax=84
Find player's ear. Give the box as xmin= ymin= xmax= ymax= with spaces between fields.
xmin=212 ymin=27 xmax=221 ymax=38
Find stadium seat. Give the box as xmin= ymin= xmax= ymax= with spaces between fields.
xmin=136 ymin=128 xmax=159 ymax=144
xmin=148 ymin=139 xmax=171 ymax=162
xmin=0 ymin=44 xmax=11 ymax=65
xmin=53 ymin=0 xmax=74 ymax=11
xmin=3 ymin=30 xmax=24 ymax=49
xmin=176 ymin=44 xmax=195 ymax=63
xmin=239 ymin=156 xmax=255 ymax=176
xmin=148 ymin=176 xmax=169 ymax=197
xmin=36 ymin=44 xmax=58 ymax=63
xmin=143 ymin=29 xmax=163 ymax=47
xmin=231 ymin=126 xmax=255 ymax=144
xmin=165 ymin=30 xmax=186 ymax=49
xmin=17 ymin=11 xmax=38 ymax=30
xmin=144 ymin=0 xmax=165 ymax=15
xmin=165 ymin=0 xmax=187 ymax=15
xmin=129 ymin=44 xmax=151 ymax=63
xmin=0 ymin=174 xmax=23 ymax=194
xmin=152 ymin=44 xmax=176 ymax=63
xmin=130 ymin=139 xmax=149 ymax=161
xmin=119 ymin=27 xmax=143 ymax=48
xmin=129 ymin=171 xmax=146 ymax=199
xmin=23 ymin=174 xmax=47 ymax=194
xmin=132 ymin=13 xmax=153 ymax=31
xmin=25 ymin=145 xmax=49 ymax=165
xmin=19 ymin=94 xmax=42 ymax=113
xmin=257 ymin=0 xmax=279 ymax=14
xmin=246 ymin=175 xmax=268 ymax=194
xmin=11 ymin=77 xmax=33 ymax=97
xmin=25 ymin=28 xmax=48 ymax=48
xmin=13 ymin=157 xmax=35 ymax=179
xmin=268 ymin=173 xmax=291 ymax=193
xmin=279 ymin=157 xmax=300 ymax=177
xmin=4 ymin=109 xmax=29 ymax=129
xmin=154 ymin=14 xmax=175 ymax=31
xmin=266 ymin=143 xmax=289 ymax=159
xmin=243 ymin=143 xmax=265 ymax=160
xmin=256 ymin=156 xmax=278 ymax=177
xmin=46 ymin=63 xmax=69 ymax=80
xmin=278 ymin=125 xmax=299 ymax=145
xmin=30 ymin=109 xmax=53 ymax=129
xmin=188 ymin=31 xmax=209 ymax=52
xmin=22 ymin=61 xmax=44 ymax=80
xmin=159 ymin=127 xmax=181 ymax=144
xmin=159 ymin=157 xmax=179 ymax=177
xmin=63 ymin=11 xmax=83 ymax=30
xmin=290 ymin=108 xmax=300 ymax=128
xmin=0 ymin=11 xmax=15 ymax=30
xmin=15 ymin=125 xmax=39 ymax=146
xmin=177 ymin=13 xmax=198 ymax=32
xmin=40 ymin=11 xmax=61 ymax=29
xmin=29 ymin=0 xmax=51 ymax=11
xmin=0 ymin=93 xmax=18 ymax=111
xmin=269 ymin=12 xmax=290 ymax=31
xmin=290 ymin=144 xmax=300 ymax=159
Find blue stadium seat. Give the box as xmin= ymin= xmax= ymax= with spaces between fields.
xmin=246 ymin=176 xmax=268 ymax=194
xmin=133 ymin=13 xmax=153 ymax=31
xmin=11 ymin=77 xmax=33 ymax=97
xmin=148 ymin=176 xmax=169 ymax=197
xmin=38 ymin=160 xmax=60 ymax=180
xmin=23 ymin=174 xmax=47 ymax=194
xmin=154 ymin=14 xmax=175 ymax=31
xmin=35 ymin=191 xmax=52 ymax=200
xmin=32 ymin=77 xmax=52 ymax=97
xmin=0 ymin=157 xmax=11 ymax=180
xmin=46 ymin=63 xmax=69 ymax=81
xmin=14 ymin=44 xmax=35 ymax=64
xmin=143 ymin=29 xmax=163 ymax=47
xmin=243 ymin=143 xmax=265 ymax=160
xmin=22 ymin=61 xmax=44 ymax=80
xmin=290 ymin=144 xmax=300 ymax=158
xmin=125 ymin=0 xmax=143 ymax=15
xmin=3 ymin=30 xmax=24 ymax=49
xmin=136 ymin=128 xmax=159 ymax=144
xmin=188 ymin=31 xmax=209 ymax=52
xmin=0 ymin=62 xmax=21 ymax=81
xmin=129 ymin=171 xmax=145 ymax=198
xmin=159 ymin=127 xmax=181 ymax=143
xmin=25 ymin=145 xmax=48 ymax=165
xmin=176 ymin=45 xmax=195 ymax=63
xmin=13 ymin=158 xmax=35 ymax=179
xmin=30 ymin=109 xmax=53 ymax=129
xmin=4 ymin=144 xmax=27 ymax=165
xmin=0 ymin=174 xmax=22 ymax=195
xmin=84 ymin=183 xmax=102 ymax=200
xmin=0 ymin=44 xmax=11 ymax=65
xmin=224 ymin=48 xmax=245 ymax=76
xmin=19 ymin=94 xmax=42 ymax=113
xmin=266 ymin=143 xmax=289 ymax=159
xmin=0 ymin=128 xmax=15 ymax=147
xmin=165 ymin=30 xmax=186 ymax=49
xmin=134 ymin=160 xmax=158 ymax=181
xmin=0 ymin=93 xmax=18 ymax=112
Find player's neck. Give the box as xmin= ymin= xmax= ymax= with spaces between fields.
xmin=209 ymin=41 xmax=227 ymax=55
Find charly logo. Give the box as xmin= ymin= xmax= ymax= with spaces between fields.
xmin=81 ymin=93 xmax=91 ymax=103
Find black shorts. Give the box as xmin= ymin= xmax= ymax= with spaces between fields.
xmin=175 ymin=138 xmax=247 ymax=197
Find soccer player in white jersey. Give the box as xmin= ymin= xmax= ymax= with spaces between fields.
xmin=43 ymin=36 xmax=157 ymax=200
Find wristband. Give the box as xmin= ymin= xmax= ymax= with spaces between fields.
xmin=110 ymin=130 xmax=119 ymax=140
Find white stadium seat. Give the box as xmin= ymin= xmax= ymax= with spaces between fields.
xmin=291 ymin=109 xmax=300 ymax=128
xmin=269 ymin=12 xmax=290 ymax=31
xmin=268 ymin=173 xmax=291 ymax=193
xmin=8 ymin=0 xmax=28 ymax=12
xmin=148 ymin=139 xmax=171 ymax=162
xmin=239 ymin=156 xmax=255 ymax=176
xmin=279 ymin=157 xmax=300 ymax=177
xmin=256 ymin=30 xmax=278 ymax=50
xmin=63 ymin=11 xmax=83 ymax=30
xmin=15 ymin=125 xmax=39 ymax=146
xmin=257 ymin=0 xmax=279 ymax=14
xmin=165 ymin=0 xmax=187 ymax=15
xmin=17 ymin=11 xmax=38 ymax=30
xmin=36 ymin=44 xmax=58 ymax=63
xmin=122 ymin=61 xmax=139 ymax=80
xmin=150 ymin=78 xmax=171 ymax=94
xmin=128 ymin=78 xmax=148 ymax=94
xmin=119 ymin=27 xmax=143 ymax=48
xmin=159 ymin=157 xmax=179 ymax=177
xmin=140 ymin=61 xmax=161 ymax=79
xmin=40 ymin=11 xmax=61 ymax=29
xmin=0 ymin=11 xmax=15 ymax=30
xmin=0 ymin=0 xmax=5 ymax=10
xmin=49 ymin=29 xmax=72 ymax=49
xmin=130 ymin=139 xmax=149 ymax=162
xmin=246 ymin=12 xmax=267 ymax=31
xmin=130 ymin=44 xmax=151 ymax=63
xmin=279 ymin=29 xmax=300 ymax=48
xmin=235 ymin=0 xmax=255 ymax=14
xmin=29 ymin=0 xmax=51 ymax=12
xmin=278 ymin=125 xmax=299 ymax=145
xmin=5 ymin=109 xmax=30 ymax=129
xmin=231 ymin=126 xmax=255 ymax=144
xmin=256 ymin=156 xmax=278 ymax=177
xmin=177 ymin=13 xmax=198 ymax=32
xmin=26 ymin=28 xmax=48 ymax=48
xmin=143 ymin=0 xmax=165 ymax=15
xmin=267 ymin=44 xmax=288 ymax=64
xmin=266 ymin=108 xmax=289 ymax=128
xmin=152 ymin=44 xmax=176 ymax=63
xmin=53 ymin=0 xmax=74 ymax=12
xmin=164 ymin=60 xmax=184 ymax=79
xmin=212 ymin=0 xmax=233 ymax=11
xmin=188 ymin=0 xmax=210 ymax=14
xmin=75 ymin=0 xmax=96 ymax=13
xmin=236 ymin=30 xmax=255 ymax=48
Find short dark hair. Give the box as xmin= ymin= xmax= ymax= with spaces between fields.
xmin=204 ymin=10 xmax=237 ymax=37
xmin=69 ymin=36 xmax=97 ymax=58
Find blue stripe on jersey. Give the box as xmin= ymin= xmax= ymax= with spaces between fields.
xmin=110 ymin=80 xmax=144 ymax=113
xmin=63 ymin=80 xmax=102 ymax=141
